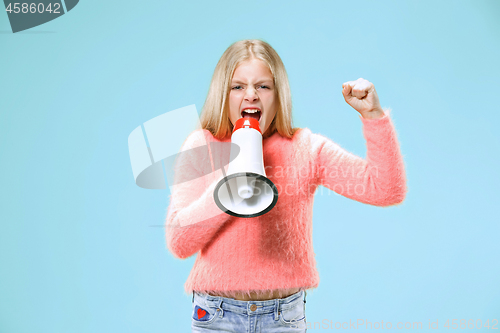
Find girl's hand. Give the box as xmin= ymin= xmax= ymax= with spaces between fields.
xmin=342 ymin=78 xmax=385 ymax=119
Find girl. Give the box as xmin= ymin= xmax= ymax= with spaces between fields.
xmin=165 ymin=39 xmax=407 ymax=332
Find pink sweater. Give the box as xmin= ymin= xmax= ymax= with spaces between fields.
xmin=165 ymin=109 xmax=407 ymax=298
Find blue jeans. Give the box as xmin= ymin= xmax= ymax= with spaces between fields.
xmin=191 ymin=290 xmax=307 ymax=332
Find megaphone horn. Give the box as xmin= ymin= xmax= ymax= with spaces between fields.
xmin=214 ymin=118 xmax=278 ymax=218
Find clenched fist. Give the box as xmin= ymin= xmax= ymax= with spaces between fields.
xmin=342 ymin=78 xmax=385 ymax=119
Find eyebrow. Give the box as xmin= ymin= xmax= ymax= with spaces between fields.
xmin=231 ymin=79 xmax=274 ymax=85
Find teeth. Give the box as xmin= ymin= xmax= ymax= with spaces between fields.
xmin=242 ymin=109 xmax=260 ymax=113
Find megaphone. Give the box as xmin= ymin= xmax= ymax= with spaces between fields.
xmin=214 ymin=117 xmax=278 ymax=218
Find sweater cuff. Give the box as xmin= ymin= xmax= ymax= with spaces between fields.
xmin=359 ymin=108 xmax=397 ymax=146
xmin=358 ymin=107 xmax=391 ymax=123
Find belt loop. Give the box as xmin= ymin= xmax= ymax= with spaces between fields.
xmin=216 ymin=298 xmax=224 ymax=318
xmin=274 ymin=299 xmax=279 ymax=321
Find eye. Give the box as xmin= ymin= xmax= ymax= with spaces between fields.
xmin=259 ymin=85 xmax=270 ymax=89
xmin=231 ymin=86 xmax=242 ymax=90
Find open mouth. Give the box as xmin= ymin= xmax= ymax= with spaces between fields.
xmin=241 ymin=109 xmax=261 ymax=121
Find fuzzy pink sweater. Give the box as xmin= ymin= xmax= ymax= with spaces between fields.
xmin=165 ymin=110 xmax=407 ymax=298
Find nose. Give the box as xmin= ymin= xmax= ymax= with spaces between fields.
xmin=244 ymin=87 xmax=259 ymax=101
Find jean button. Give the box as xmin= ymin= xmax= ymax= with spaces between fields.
xmin=250 ymin=304 xmax=257 ymax=311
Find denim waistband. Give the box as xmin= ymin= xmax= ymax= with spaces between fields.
xmin=193 ymin=290 xmax=306 ymax=316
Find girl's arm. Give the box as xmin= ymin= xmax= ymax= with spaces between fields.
xmin=312 ymin=109 xmax=407 ymax=206
xmin=165 ymin=130 xmax=232 ymax=259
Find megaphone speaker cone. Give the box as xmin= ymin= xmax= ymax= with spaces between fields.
xmin=214 ymin=172 xmax=278 ymax=218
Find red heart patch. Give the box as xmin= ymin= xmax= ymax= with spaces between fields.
xmin=197 ymin=308 xmax=206 ymax=319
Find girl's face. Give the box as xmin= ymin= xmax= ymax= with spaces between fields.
xmin=228 ymin=58 xmax=277 ymax=137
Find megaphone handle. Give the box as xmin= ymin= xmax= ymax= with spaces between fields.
xmin=219 ymin=166 xmax=235 ymax=206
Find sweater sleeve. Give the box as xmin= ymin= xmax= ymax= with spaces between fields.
xmin=311 ymin=108 xmax=407 ymax=206
xmin=165 ymin=130 xmax=232 ymax=259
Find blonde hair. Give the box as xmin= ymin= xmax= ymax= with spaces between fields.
xmin=199 ymin=39 xmax=300 ymax=140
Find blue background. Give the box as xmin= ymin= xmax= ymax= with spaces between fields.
xmin=1 ymin=0 xmax=499 ymax=332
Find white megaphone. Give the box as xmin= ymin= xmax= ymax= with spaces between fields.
xmin=214 ymin=117 xmax=278 ymax=218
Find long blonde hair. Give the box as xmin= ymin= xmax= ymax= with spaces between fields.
xmin=199 ymin=39 xmax=300 ymax=140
